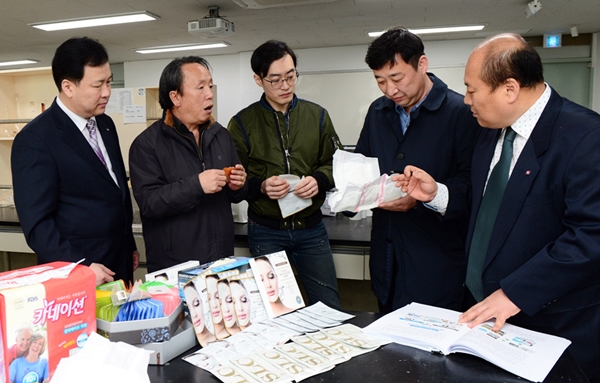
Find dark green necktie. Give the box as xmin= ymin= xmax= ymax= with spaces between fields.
xmin=466 ymin=127 xmax=517 ymax=302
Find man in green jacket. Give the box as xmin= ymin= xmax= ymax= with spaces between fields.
xmin=228 ymin=40 xmax=342 ymax=309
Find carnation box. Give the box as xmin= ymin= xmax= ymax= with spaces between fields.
xmin=134 ymin=317 xmax=196 ymax=365
xmin=96 ymin=301 xmax=184 ymax=344
xmin=0 ymin=262 xmax=96 ymax=383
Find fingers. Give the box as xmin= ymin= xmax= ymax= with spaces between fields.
xmin=132 ymin=250 xmax=140 ymax=271
xmin=458 ymin=289 xmax=520 ymax=331
xmin=228 ymin=165 xmax=247 ymax=191
xmin=262 ymin=176 xmax=290 ymax=199
xmin=199 ymin=169 xmax=227 ymax=194
xmin=458 ymin=303 xmax=488 ymax=328
xmin=90 ymin=263 xmax=115 ymax=286
xmin=294 ymin=176 xmax=318 ymax=199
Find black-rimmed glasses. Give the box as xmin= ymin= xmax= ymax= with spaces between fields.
xmin=262 ymin=70 xmax=299 ymax=90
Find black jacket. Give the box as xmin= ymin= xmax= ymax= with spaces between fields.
xmin=129 ymin=113 xmax=245 ymax=272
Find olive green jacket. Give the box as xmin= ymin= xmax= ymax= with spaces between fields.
xmin=228 ymin=94 xmax=342 ymax=229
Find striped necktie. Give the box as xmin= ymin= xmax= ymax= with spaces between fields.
xmin=466 ymin=127 xmax=517 ymax=302
xmin=85 ymin=118 xmax=107 ymax=169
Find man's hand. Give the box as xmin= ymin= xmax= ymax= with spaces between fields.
xmin=132 ymin=250 xmax=140 ymax=271
xmin=378 ymin=194 xmax=417 ymax=212
xmin=199 ymin=169 xmax=227 ymax=194
xmin=392 ymin=166 xmax=438 ymax=202
xmin=293 ymin=176 xmax=318 ymax=199
xmin=90 ymin=263 xmax=115 ymax=286
xmin=228 ymin=164 xmax=247 ymax=191
xmin=459 ymin=289 xmax=521 ymax=332
xmin=261 ymin=176 xmax=290 ymax=200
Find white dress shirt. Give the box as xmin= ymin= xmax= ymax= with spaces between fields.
xmin=426 ymin=84 xmax=552 ymax=214
xmin=55 ymin=96 xmax=119 ymax=185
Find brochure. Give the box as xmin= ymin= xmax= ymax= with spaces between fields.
xmin=363 ymin=302 xmax=571 ymax=382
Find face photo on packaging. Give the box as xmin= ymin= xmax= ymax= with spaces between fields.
xmin=205 ymin=274 xmax=230 ymax=340
xmin=183 ymin=279 xmax=216 ymax=347
xmin=250 ymin=252 xmax=305 ymax=318
xmin=217 ymin=279 xmax=241 ymax=336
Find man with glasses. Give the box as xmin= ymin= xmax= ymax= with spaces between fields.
xmin=228 ymin=40 xmax=342 ymax=309
xmin=355 ymin=27 xmax=481 ymax=313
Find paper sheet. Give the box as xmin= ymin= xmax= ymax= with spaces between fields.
xmin=51 ymin=332 xmax=151 ymax=383
xmin=277 ymin=174 xmax=312 ymax=218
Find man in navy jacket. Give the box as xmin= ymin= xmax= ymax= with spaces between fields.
xmin=400 ymin=33 xmax=600 ymax=383
xmin=355 ymin=27 xmax=481 ymax=313
xmin=11 ymin=37 xmax=138 ymax=285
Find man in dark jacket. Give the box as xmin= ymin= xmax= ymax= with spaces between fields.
xmin=355 ymin=27 xmax=481 ymax=313
xmin=129 ymin=56 xmax=247 ymax=272
xmin=11 ymin=37 xmax=138 ymax=285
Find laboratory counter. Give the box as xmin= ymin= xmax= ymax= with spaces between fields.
xmin=0 ymin=208 xmax=374 ymax=281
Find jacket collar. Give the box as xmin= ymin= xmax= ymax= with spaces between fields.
xmin=163 ymin=109 xmax=214 ymax=137
xmin=374 ymin=73 xmax=448 ymax=115
xmin=259 ymin=93 xmax=298 ymax=114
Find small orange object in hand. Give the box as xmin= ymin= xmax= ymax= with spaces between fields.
xmin=223 ymin=167 xmax=235 ymax=182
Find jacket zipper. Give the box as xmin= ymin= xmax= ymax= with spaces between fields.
xmin=274 ymin=112 xmax=291 ymax=174
xmin=274 ymin=111 xmax=294 ymax=229
xmin=173 ymin=125 xmax=207 ymax=171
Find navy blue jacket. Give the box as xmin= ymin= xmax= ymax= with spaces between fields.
xmin=355 ymin=74 xmax=480 ymax=310
xmin=11 ymin=99 xmax=136 ymax=282
xmin=459 ymin=88 xmax=600 ymax=382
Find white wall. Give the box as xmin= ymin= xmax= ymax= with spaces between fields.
xmin=124 ymin=37 xmax=600 ymax=131
xmin=124 ymin=39 xmax=486 ymax=125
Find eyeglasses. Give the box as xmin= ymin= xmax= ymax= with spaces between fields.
xmin=262 ymin=70 xmax=299 ymax=90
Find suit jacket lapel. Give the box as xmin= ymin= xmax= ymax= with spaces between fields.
xmin=467 ymin=128 xmax=499 ymax=248
xmin=482 ymin=88 xmax=560 ymax=268
xmin=97 ymin=118 xmax=126 ymax=193
xmin=52 ymin=102 xmax=117 ymax=186
xmin=382 ymin=100 xmax=405 ymax=144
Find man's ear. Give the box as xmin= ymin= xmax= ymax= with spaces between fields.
xmin=417 ymin=55 xmax=429 ymax=74
xmin=254 ymin=74 xmax=263 ymax=88
xmin=504 ymin=78 xmax=520 ymax=104
xmin=169 ymin=90 xmax=180 ymax=107
xmin=61 ymin=79 xmax=73 ymax=98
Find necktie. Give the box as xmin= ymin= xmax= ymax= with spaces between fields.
xmin=466 ymin=127 xmax=517 ymax=302
xmin=85 ymin=119 xmax=107 ymax=169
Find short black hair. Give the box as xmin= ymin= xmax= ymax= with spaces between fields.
xmin=365 ymin=27 xmax=425 ymax=71
xmin=158 ymin=56 xmax=211 ymax=110
xmin=250 ymin=40 xmax=297 ymax=78
xmin=52 ymin=37 xmax=109 ymax=92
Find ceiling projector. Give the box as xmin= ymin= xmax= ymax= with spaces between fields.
xmin=188 ymin=7 xmax=235 ymax=38
xmin=524 ymin=0 xmax=542 ymax=18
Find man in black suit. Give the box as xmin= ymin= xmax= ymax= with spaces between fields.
xmin=11 ymin=37 xmax=138 ymax=285
xmin=398 ymin=33 xmax=600 ymax=383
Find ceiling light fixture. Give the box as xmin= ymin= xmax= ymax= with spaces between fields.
xmin=367 ymin=25 xmax=486 ymax=38
xmin=134 ymin=42 xmax=230 ymax=54
xmin=0 ymin=59 xmax=40 ymax=67
xmin=29 ymin=11 xmax=159 ymax=31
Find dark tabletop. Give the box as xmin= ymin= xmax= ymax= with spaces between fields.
xmin=147 ymin=312 xmax=589 ymax=383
